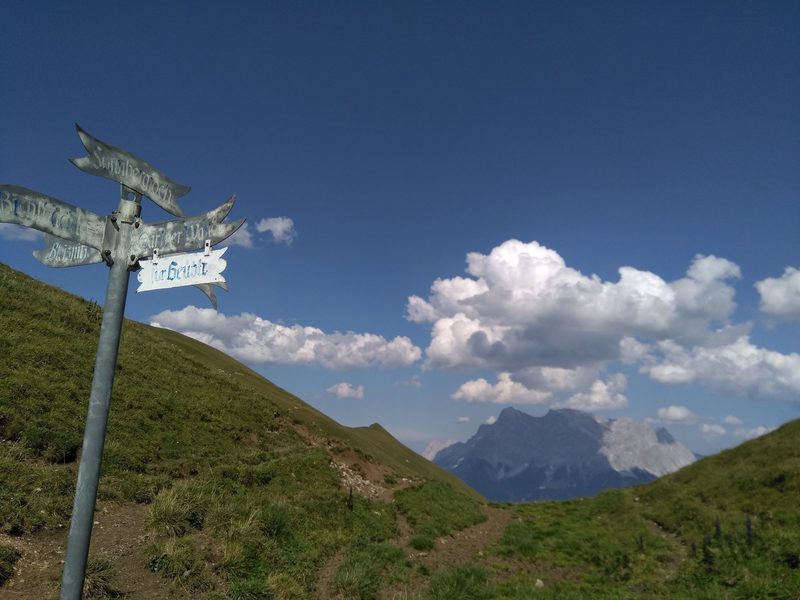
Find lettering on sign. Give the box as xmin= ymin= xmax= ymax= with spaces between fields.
xmin=137 ymin=246 xmax=228 ymax=292
xmin=70 ymin=124 xmax=190 ymax=217
xmin=0 ymin=185 xmax=105 ymax=249
xmin=33 ymin=235 xmax=103 ymax=268
xmin=131 ymin=195 xmax=243 ymax=258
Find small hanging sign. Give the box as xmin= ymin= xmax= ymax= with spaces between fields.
xmin=137 ymin=241 xmax=228 ymax=292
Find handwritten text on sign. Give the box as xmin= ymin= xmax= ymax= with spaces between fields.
xmin=70 ymin=125 xmax=190 ymax=217
xmin=137 ymin=246 xmax=228 ymax=292
xmin=0 ymin=185 xmax=105 ymax=249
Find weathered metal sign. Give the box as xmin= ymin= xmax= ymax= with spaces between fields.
xmin=33 ymin=234 xmax=103 ymax=268
xmin=0 ymin=185 xmax=105 ymax=249
xmin=70 ymin=124 xmax=190 ymax=217
xmin=3 ymin=126 xmax=244 ymax=600
xmin=131 ymin=194 xmax=243 ymax=259
xmin=194 ymin=281 xmax=228 ymax=310
xmin=137 ymin=245 xmax=228 ymax=292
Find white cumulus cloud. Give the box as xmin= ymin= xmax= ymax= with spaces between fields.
xmin=452 ymin=372 xmax=552 ymax=404
xmin=452 ymin=369 xmax=627 ymax=412
xmin=700 ymin=423 xmax=726 ymax=437
xmin=456 ymin=416 xmax=470 ymax=423
xmin=485 ymin=415 xmax=497 ymax=425
xmin=224 ymin=222 xmax=254 ymax=248
xmin=642 ymin=336 xmax=800 ymax=399
xmin=733 ymin=425 xmax=776 ymax=439
xmin=556 ymin=374 xmax=628 ymax=412
xmin=408 ymin=241 xmax=740 ymax=371
xmin=150 ymin=306 xmax=421 ymax=369
xmin=398 ymin=375 xmax=422 ymax=388
xmin=657 ymin=405 xmax=696 ymax=423
xmin=256 ymin=217 xmax=296 ymax=245
xmin=723 ymin=415 xmax=743 ymax=426
xmin=224 ymin=217 xmax=297 ymax=248
xmin=756 ymin=267 xmax=800 ymax=322
xmin=411 ymin=239 xmax=800 ymax=405
xmin=326 ymin=382 xmax=364 ymax=399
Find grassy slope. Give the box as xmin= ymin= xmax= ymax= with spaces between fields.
xmin=0 ymin=262 xmax=482 ymax=597
xmin=434 ymin=417 xmax=800 ymax=599
xmin=3 ymin=261 xmax=799 ymax=598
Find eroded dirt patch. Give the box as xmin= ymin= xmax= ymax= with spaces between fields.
xmin=1 ymin=502 xmax=183 ymax=599
xmin=415 ymin=506 xmax=513 ymax=573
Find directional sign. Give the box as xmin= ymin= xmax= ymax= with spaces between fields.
xmin=137 ymin=246 xmax=228 ymax=292
xmin=131 ymin=194 xmax=243 ymax=259
xmin=0 ymin=185 xmax=105 ymax=249
xmin=70 ymin=124 xmax=190 ymax=217
xmin=33 ymin=234 xmax=103 ymax=268
xmin=5 ymin=125 xmax=245 ymax=598
xmin=194 ymin=281 xmax=228 ymax=310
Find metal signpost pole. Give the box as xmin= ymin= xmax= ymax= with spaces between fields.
xmin=59 ymin=189 xmax=140 ymax=599
xmin=1 ymin=125 xmax=243 ymax=597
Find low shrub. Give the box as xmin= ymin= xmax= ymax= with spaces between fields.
xmin=83 ymin=557 xmax=122 ymax=599
xmin=426 ymin=565 xmax=493 ymax=600
xmin=409 ymin=535 xmax=434 ymax=551
xmin=0 ymin=545 xmax=21 ymax=585
xmin=395 ymin=481 xmax=486 ymax=538
xmin=148 ymin=483 xmax=207 ymax=536
xmin=147 ymin=537 xmax=213 ymax=591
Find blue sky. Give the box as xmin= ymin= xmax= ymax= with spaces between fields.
xmin=2 ymin=1 xmax=799 ymax=457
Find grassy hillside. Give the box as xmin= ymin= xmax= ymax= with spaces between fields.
xmin=0 ymin=262 xmax=483 ymax=597
xmin=424 ymin=420 xmax=800 ymax=599
xmin=1 ymin=261 xmax=799 ymax=598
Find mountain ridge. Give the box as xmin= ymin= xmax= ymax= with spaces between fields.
xmin=435 ymin=406 xmax=695 ymax=501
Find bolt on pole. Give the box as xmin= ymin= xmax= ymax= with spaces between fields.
xmin=59 ymin=189 xmax=140 ymax=599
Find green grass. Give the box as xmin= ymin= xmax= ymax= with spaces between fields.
xmin=409 ymin=535 xmax=435 ymax=551
xmin=0 ymin=545 xmax=20 ymax=585
xmin=147 ymin=536 xmax=215 ymax=592
xmin=425 ymin=565 xmax=493 ymax=600
xmin=0 ymin=263 xmax=475 ymax=595
xmin=5 ymin=262 xmax=800 ymax=598
xmin=333 ymin=542 xmax=410 ymax=599
xmin=83 ymin=557 xmax=123 ymax=599
xmin=148 ymin=481 xmax=209 ymax=536
xmin=395 ymin=481 xmax=486 ymax=539
xmin=484 ymin=427 xmax=800 ymax=599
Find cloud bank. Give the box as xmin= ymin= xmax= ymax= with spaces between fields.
xmin=150 ymin=306 xmax=421 ymax=369
xmin=410 ymin=239 xmax=800 ymax=408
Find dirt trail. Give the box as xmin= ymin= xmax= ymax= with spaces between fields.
xmin=3 ymin=495 xmax=513 ymax=599
xmin=1 ymin=502 xmax=175 ymax=599
xmin=415 ymin=505 xmax=512 ymax=573
xmin=316 ymin=501 xmax=513 ymax=599
xmin=315 ymin=547 xmax=347 ymax=600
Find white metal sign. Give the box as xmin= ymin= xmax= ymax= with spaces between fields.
xmin=137 ymin=242 xmax=228 ymax=292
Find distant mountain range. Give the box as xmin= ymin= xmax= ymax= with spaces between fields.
xmin=434 ymin=407 xmax=696 ymax=502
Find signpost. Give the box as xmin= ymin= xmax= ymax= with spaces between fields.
xmin=33 ymin=234 xmax=103 ymax=268
xmin=70 ymin=125 xmax=191 ymax=217
xmin=0 ymin=125 xmax=244 ymax=598
xmin=137 ymin=244 xmax=229 ymax=292
xmin=0 ymin=185 xmax=106 ymax=250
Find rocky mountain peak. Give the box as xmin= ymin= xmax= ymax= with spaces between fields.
xmin=434 ymin=407 xmax=696 ymax=502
